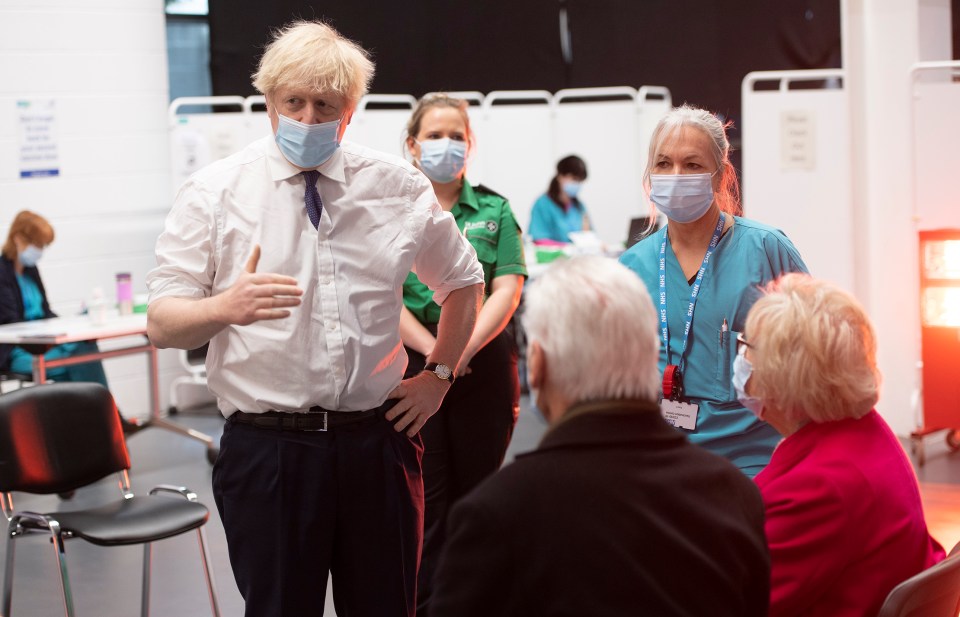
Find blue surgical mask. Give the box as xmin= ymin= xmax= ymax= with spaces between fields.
xmin=417 ymin=138 xmax=467 ymax=183
xmin=562 ymin=181 xmax=582 ymax=199
xmin=275 ymin=113 xmax=341 ymax=169
xmin=19 ymin=244 xmax=43 ymax=267
xmin=732 ymin=347 xmax=764 ymax=420
xmin=649 ymin=173 xmax=715 ymax=223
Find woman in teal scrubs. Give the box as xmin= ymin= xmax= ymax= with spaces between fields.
xmin=529 ymin=155 xmax=592 ymax=243
xmin=0 ymin=211 xmax=139 ymax=435
xmin=619 ymin=105 xmax=807 ymax=477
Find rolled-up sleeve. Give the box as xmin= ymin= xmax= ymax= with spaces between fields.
xmin=410 ymin=177 xmax=484 ymax=306
xmin=147 ymin=181 xmax=219 ymax=304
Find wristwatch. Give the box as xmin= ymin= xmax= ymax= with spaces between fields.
xmin=424 ymin=362 xmax=456 ymax=385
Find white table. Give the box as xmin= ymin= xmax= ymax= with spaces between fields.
xmin=0 ymin=313 xmax=218 ymax=463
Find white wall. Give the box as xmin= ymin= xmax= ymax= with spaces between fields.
xmin=842 ymin=0 xmax=953 ymax=436
xmin=0 ymin=0 xmax=183 ymax=420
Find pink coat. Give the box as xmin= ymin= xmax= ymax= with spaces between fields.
xmin=756 ymin=410 xmax=944 ymax=617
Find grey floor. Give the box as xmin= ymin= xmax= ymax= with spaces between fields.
xmin=4 ymin=397 xmax=959 ymax=617
xmin=0 ymin=396 xmax=549 ymax=617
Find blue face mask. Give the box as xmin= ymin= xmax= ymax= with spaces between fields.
xmin=417 ymin=138 xmax=467 ymax=183
xmin=19 ymin=244 xmax=43 ymax=267
xmin=649 ymin=173 xmax=715 ymax=223
xmin=562 ymin=181 xmax=582 ymax=199
xmin=732 ymin=346 xmax=764 ymax=420
xmin=275 ymin=113 xmax=341 ymax=169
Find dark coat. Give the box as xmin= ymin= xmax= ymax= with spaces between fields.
xmin=0 ymin=255 xmax=55 ymax=369
xmin=431 ymin=399 xmax=771 ymax=617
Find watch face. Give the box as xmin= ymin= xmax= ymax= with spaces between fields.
xmin=435 ymin=364 xmax=453 ymax=380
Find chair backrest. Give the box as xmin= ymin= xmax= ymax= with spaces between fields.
xmin=0 ymin=382 xmax=129 ymax=494
xmin=180 ymin=343 xmax=208 ymax=373
xmin=876 ymin=549 xmax=960 ymax=617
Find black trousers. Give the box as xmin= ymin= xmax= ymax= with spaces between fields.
xmin=406 ymin=325 xmax=520 ymax=617
xmin=212 ymin=405 xmax=423 ymax=617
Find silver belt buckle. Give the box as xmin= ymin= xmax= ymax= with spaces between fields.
xmin=305 ymin=411 xmax=328 ymax=432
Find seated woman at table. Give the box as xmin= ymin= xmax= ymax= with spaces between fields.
xmin=529 ymin=155 xmax=592 ymax=243
xmin=740 ymin=273 xmax=944 ymax=616
xmin=0 ymin=210 xmax=113 ymax=391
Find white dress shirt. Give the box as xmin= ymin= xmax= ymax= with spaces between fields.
xmin=148 ymin=137 xmax=483 ymax=416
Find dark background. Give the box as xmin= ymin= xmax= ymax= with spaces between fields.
xmin=209 ymin=0 xmax=958 ymax=149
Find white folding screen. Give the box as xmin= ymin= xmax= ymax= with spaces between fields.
xmin=911 ymin=62 xmax=960 ymax=231
xmin=553 ymin=87 xmax=641 ymax=244
xmin=477 ymin=91 xmax=556 ymax=233
xmin=167 ymin=86 xmax=674 ymax=246
xmin=344 ymin=94 xmax=418 ymax=159
xmin=741 ymin=70 xmax=854 ymax=293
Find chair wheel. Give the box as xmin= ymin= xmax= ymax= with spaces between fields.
xmin=58 ymin=490 xmax=76 ymax=500
xmin=946 ymin=430 xmax=960 ymax=452
xmin=167 ymin=405 xmax=179 ymax=416
xmin=206 ymin=447 xmax=219 ymax=465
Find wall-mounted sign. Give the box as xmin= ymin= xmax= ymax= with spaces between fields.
xmin=780 ymin=110 xmax=816 ymax=171
xmin=17 ymin=99 xmax=60 ymax=178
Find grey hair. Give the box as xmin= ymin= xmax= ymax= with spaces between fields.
xmin=522 ymin=256 xmax=661 ymax=404
xmin=643 ymin=104 xmax=741 ymax=219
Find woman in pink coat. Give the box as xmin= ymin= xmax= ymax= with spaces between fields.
xmin=736 ymin=273 xmax=944 ymax=617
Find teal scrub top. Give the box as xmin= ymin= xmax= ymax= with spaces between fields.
xmin=619 ymin=216 xmax=808 ymax=477
xmin=15 ymin=273 xmax=45 ymax=321
xmin=528 ymin=194 xmax=590 ymax=243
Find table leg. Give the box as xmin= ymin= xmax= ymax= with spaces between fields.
xmin=31 ymin=354 xmax=47 ymax=383
xmin=140 ymin=344 xmax=220 ymax=464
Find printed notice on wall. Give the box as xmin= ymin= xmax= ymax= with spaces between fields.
xmin=17 ymin=99 xmax=60 ymax=179
xmin=780 ymin=110 xmax=815 ymax=171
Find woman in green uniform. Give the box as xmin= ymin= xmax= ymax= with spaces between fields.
xmin=401 ymin=94 xmax=527 ymax=616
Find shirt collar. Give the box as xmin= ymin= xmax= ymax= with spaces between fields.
xmin=266 ymin=136 xmax=347 ymax=184
xmin=457 ymin=182 xmax=480 ymax=212
xmin=519 ymin=398 xmax=680 ymax=456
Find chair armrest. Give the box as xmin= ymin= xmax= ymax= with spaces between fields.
xmin=149 ymin=484 xmax=199 ymax=502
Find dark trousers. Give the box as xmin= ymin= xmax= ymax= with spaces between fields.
xmin=212 ymin=406 xmax=424 ymax=617
xmin=406 ymin=326 xmax=520 ymax=617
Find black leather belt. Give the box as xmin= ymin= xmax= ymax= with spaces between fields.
xmin=230 ymin=400 xmax=396 ymax=432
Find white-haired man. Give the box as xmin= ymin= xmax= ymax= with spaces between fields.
xmin=430 ymin=255 xmax=769 ymax=617
xmin=147 ymin=21 xmax=483 ymax=617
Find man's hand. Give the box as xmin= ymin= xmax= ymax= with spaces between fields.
xmin=213 ymin=245 xmax=303 ymax=326
xmin=386 ymin=371 xmax=452 ymax=436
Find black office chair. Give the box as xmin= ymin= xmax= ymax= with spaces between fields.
xmin=876 ymin=541 xmax=960 ymax=617
xmin=0 ymin=382 xmax=220 ymax=617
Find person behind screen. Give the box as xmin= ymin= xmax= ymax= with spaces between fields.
xmin=401 ymin=93 xmax=527 ymax=616
xmin=147 ymin=21 xmax=483 ymax=617
xmin=738 ymin=273 xmax=944 ymax=617
xmin=528 ymin=155 xmax=591 ymax=243
xmin=0 ymin=212 xmax=115 ymax=394
xmin=619 ymin=104 xmax=808 ymax=477
xmin=430 ymin=255 xmax=770 ymax=617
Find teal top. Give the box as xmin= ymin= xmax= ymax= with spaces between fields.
xmin=15 ymin=273 xmax=45 ymax=321
xmin=619 ymin=216 xmax=808 ymax=477
xmin=528 ymin=193 xmax=590 ymax=243
xmin=404 ymin=183 xmax=527 ymax=325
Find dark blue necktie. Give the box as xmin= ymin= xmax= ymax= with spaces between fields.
xmin=301 ymin=170 xmax=322 ymax=229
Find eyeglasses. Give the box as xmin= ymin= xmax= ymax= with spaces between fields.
xmin=736 ymin=332 xmax=752 ymax=353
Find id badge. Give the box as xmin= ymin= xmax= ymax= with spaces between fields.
xmin=661 ymin=399 xmax=699 ymax=431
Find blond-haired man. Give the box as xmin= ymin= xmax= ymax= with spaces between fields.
xmin=148 ymin=21 xmax=483 ymax=617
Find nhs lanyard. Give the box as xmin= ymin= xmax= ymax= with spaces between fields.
xmin=658 ymin=212 xmax=725 ymax=375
